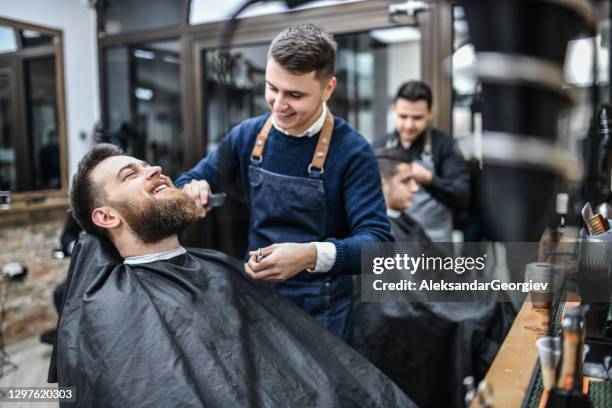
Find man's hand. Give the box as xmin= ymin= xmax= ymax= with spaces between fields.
xmin=244 ymin=243 xmax=317 ymax=282
xmin=411 ymin=162 xmax=433 ymax=185
xmin=182 ymin=180 xmax=211 ymax=217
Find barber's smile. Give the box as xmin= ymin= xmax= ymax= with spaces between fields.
xmin=276 ymin=111 xmax=296 ymax=120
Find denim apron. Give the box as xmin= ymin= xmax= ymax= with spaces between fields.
xmin=387 ymin=130 xmax=453 ymax=242
xmin=248 ymin=112 xmax=353 ymax=341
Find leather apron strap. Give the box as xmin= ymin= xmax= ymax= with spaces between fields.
xmin=308 ymin=111 xmax=334 ymax=176
xmin=249 ymin=111 xmax=335 ymax=176
xmin=250 ymin=116 xmax=274 ymax=163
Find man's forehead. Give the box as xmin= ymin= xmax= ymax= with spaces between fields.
xmin=396 ymin=162 xmax=414 ymax=176
xmin=265 ymin=58 xmax=318 ymax=91
xmin=395 ymin=99 xmax=430 ymax=113
xmin=90 ymin=155 xmax=139 ymax=183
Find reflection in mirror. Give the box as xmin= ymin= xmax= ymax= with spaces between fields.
xmin=0 ymin=18 xmax=65 ymax=194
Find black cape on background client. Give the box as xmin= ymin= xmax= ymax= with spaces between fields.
xmin=352 ymin=228 xmax=514 ymax=408
xmin=353 ymin=296 xmax=515 ymax=408
xmin=50 ymin=235 xmax=414 ymax=408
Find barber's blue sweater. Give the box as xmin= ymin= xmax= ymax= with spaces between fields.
xmin=175 ymin=113 xmax=394 ymax=275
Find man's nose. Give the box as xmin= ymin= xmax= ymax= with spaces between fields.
xmin=145 ymin=165 xmax=162 ymax=179
xmin=273 ymin=95 xmax=287 ymax=111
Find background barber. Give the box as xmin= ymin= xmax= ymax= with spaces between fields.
xmin=373 ymin=81 xmax=470 ymax=242
xmin=175 ymin=24 xmax=393 ymax=341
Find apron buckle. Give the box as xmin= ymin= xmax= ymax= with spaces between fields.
xmin=307 ymin=164 xmax=324 ymax=177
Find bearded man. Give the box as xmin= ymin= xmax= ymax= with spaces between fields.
xmin=48 ymin=144 xmax=414 ymax=408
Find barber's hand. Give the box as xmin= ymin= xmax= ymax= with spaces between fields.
xmin=411 ymin=162 xmax=433 ymax=185
xmin=244 ymin=243 xmax=317 ymax=282
xmin=182 ymin=180 xmax=211 ymax=217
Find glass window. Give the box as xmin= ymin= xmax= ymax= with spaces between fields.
xmin=451 ymin=3 xmax=606 ymax=163
xmin=0 ymin=56 xmax=59 ymax=192
xmin=27 ymin=57 xmax=59 ymax=190
xmin=203 ymin=26 xmax=421 ymax=152
xmin=19 ymin=30 xmax=54 ymax=48
xmin=0 ymin=18 xmax=66 ymax=195
xmin=103 ymin=40 xmax=183 ymax=179
xmin=0 ymin=27 xmax=17 ymax=54
xmin=102 ymin=0 xmax=183 ymax=35
xmin=563 ymin=35 xmax=609 ymax=96
xmin=190 ymin=0 xmax=364 ymax=25
xmin=334 ymin=27 xmax=421 ymax=142
xmin=0 ymin=67 xmax=14 ymax=190
xmin=451 ymin=5 xmax=480 ymax=140
xmin=558 ymin=1 xmax=609 ymax=163
xmin=104 ymin=47 xmax=131 ymax=132
xmin=205 ymin=44 xmax=270 ymax=152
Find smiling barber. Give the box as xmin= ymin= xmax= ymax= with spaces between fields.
xmin=175 ymin=24 xmax=393 ymax=341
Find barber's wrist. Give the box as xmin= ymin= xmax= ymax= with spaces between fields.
xmin=303 ymin=243 xmax=317 ymax=270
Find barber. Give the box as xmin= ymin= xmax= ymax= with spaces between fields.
xmin=373 ymin=81 xmax=470 ymax=242
xmin=175 ymin=24 xmax=393 ymax=341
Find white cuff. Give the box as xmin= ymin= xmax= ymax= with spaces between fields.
xmin=307 ymin=242 xmax=336 ymax=273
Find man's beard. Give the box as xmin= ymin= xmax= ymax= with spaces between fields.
xmin=110 ymin=189 xmax=199 ymax=245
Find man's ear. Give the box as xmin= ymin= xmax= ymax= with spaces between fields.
xmin=381 ymin=177 xmax=389 ymax=194
xmin=426 ymin=106 xmax=434 ymax=122
xmin=92 ymin=206 xmax=121 ymax=230
xmin=322 ymin=76 xmax=337 ymax=101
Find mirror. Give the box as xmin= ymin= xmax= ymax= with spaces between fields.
xmin=0 ymin=17 xmax=67 ymax=197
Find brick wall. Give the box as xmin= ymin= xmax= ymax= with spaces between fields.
xmin=0 ymin=207 xmax=69 ymax=345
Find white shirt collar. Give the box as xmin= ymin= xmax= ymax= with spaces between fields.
xmin=386 ymin=208 xmax=402 ymax=219
xmin=123 ymin=246 xmax=187 ymax=265
xmin=272 ymin=104 xmax=327 ymax=137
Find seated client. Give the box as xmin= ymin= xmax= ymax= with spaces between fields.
xmin=49 ymin=144 xmax=414 ymax=408
xmin=351 ymin=148 xmax=514 ymax=408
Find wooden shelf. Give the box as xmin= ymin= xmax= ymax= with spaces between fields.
xmin=0 ymin=196 xmax=69 ymax=227
xmin=0 ymin=196 xmax=68 ymax=213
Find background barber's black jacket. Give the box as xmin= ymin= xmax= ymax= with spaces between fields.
xmin=372 ymin=129 xmax=470 ymax=210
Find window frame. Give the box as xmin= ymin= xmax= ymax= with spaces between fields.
xmin=0 ymin=16 xmax=68 ymax=201
xmin=98 ymin=0 xmax=453 ymax=169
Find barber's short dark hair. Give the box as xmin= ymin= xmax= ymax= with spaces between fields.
xmin=70 ymin=143 xmax=123 ymax=236
xmin=375 ymin=148 xmax=413 ymax=180
xmin=268 ymin=24 xmax=337 ymax=81
xmin=394 ymin=80 xmax=432 ymax=108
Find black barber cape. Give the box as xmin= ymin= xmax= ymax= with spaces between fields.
xmin=353 ymin=214 xmax=515 ymax=408
xmin=50 ymin=235 xmax=414 ymax=408
xmin=388 ymin=213 xmax=431 ymax=245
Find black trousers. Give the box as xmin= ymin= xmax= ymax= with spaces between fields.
xmin=53 ymin=281 xmax=67 ymax=314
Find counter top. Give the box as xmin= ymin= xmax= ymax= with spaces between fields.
xmin=471 ymin=298 xmax=550 ymax=408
